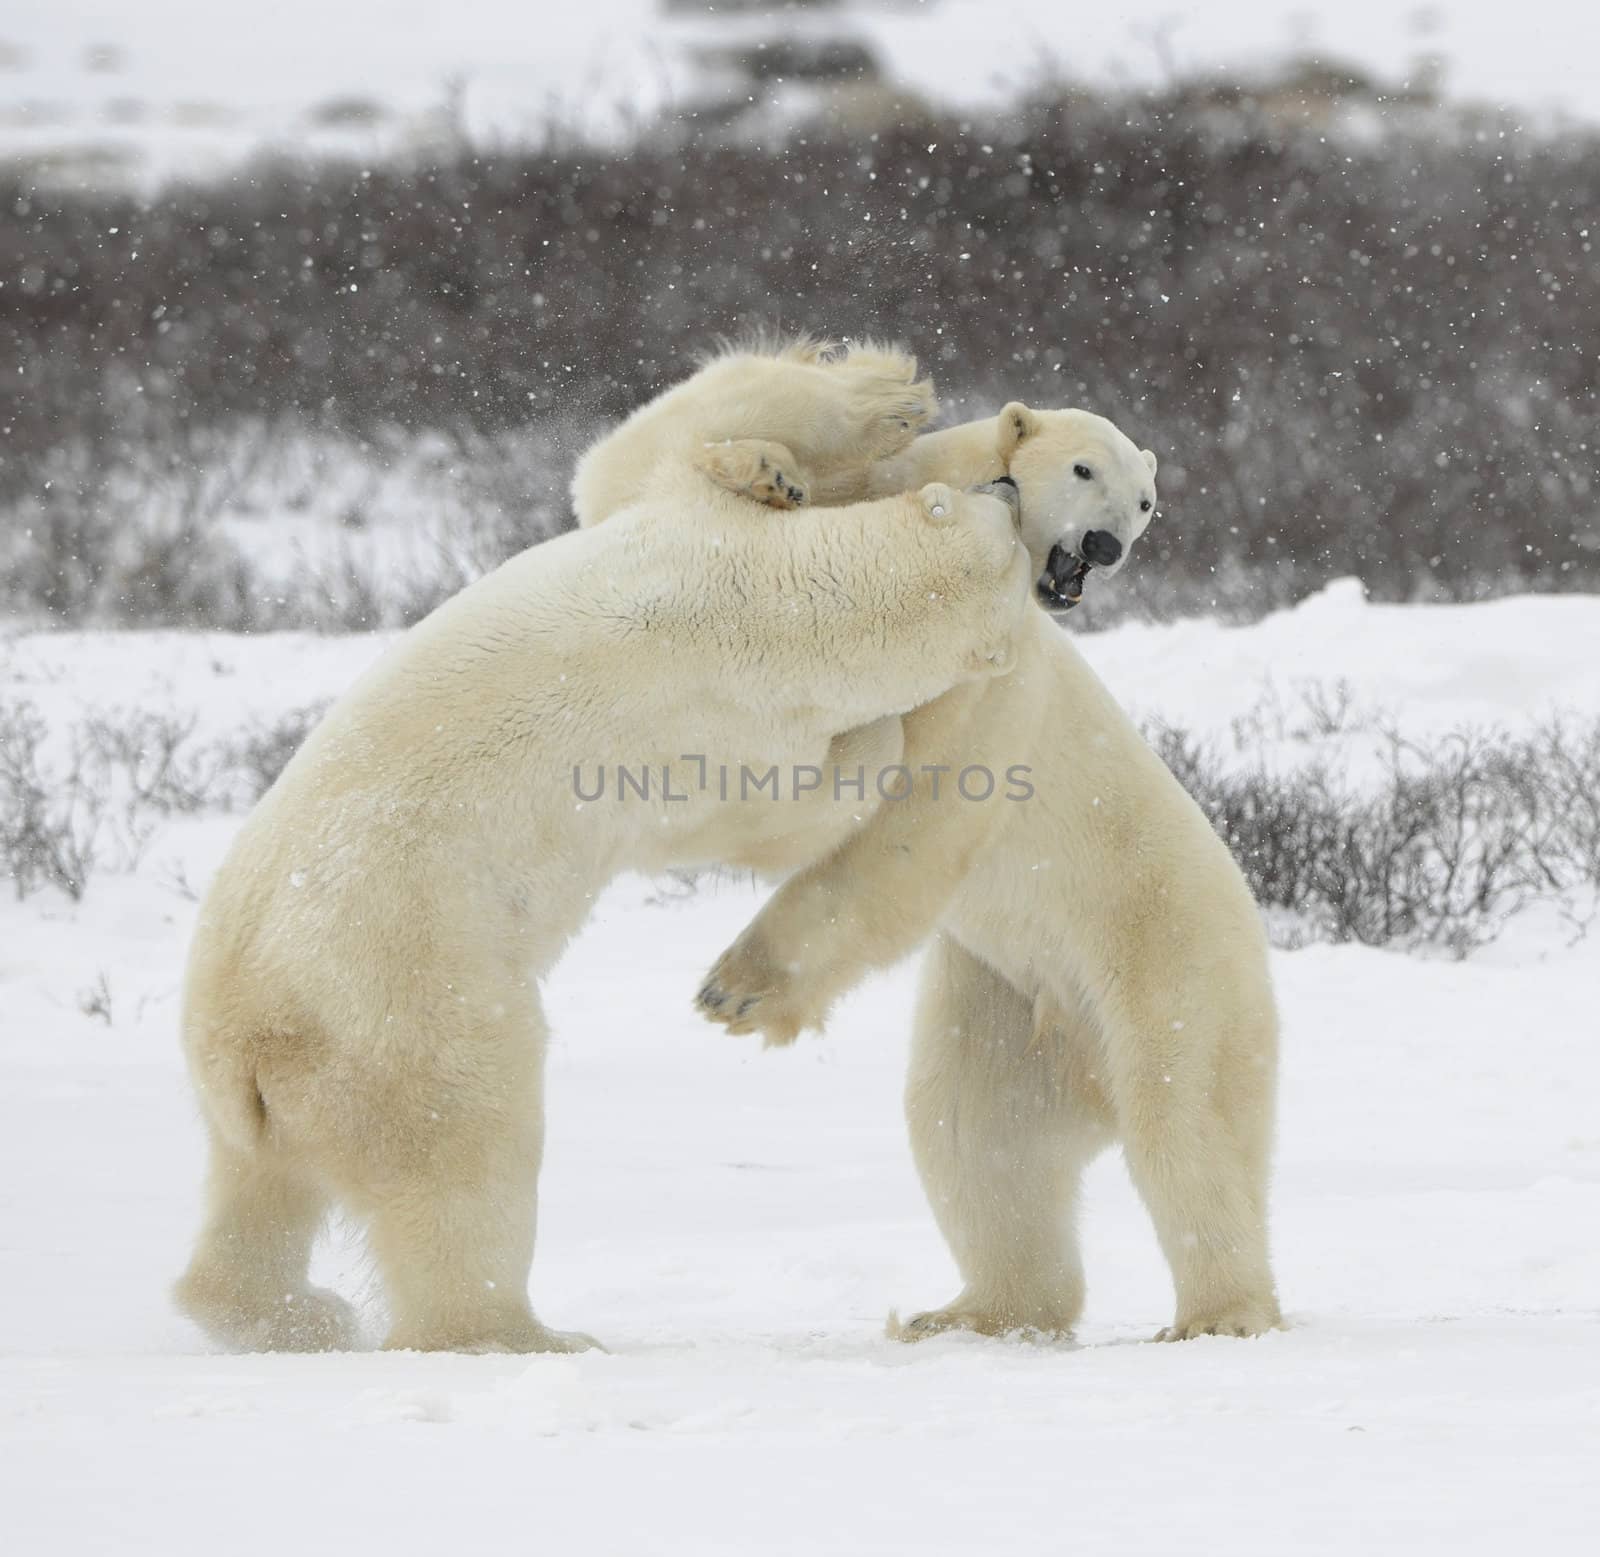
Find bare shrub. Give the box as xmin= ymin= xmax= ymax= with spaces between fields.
xmin=3 ymin=441 xmax=119 ymax=622
xmin=4 ymin=67 xmax=1599 ymax=628
xmin=0 ymin=698 xmax=334 ymax=900
xmin=0 ymin=407 xmax=576 ymax=632
xmin=219 ymin=704 xmax=331 ymax=801
xmin=0 ymin=410 xmax=280 ymax=631
xmin=80 ymin=711 xmax=223 ymax=814
xmin=6 ymin=683 xmax=1596 ymax=953
xmin=1151 ymin=701 xmax=1600 ymax=954
xmin=78 ymin=972 xmax=114 ymax=1026
xmin=0 ymin=703 xmax=106 ymax=901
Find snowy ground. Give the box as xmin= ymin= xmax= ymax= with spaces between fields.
xmin=7 ymin=0 xmax=1600 ymax=188
xmin=3 ymin=590 xmax=1599 ymax=1553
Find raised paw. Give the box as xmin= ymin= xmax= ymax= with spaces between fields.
xmin=695 ymin=929 xmax=818 ymax=1047
xmin=695 ymin=438 xmax=810 ymax=510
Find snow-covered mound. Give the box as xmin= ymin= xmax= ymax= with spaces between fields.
xmin=3 ymin=594 xmax=1597 ymax=1553
xmin=1096 ymin=579 xmax=1600 ymax=744
xmin=6 ymin=0 xmax=1598 ymax=188
xmin=10 ymin=577 xmax=1600 ymax=745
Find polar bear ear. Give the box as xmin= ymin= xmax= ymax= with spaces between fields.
xmin=997 ymin=402 xmax=1039 ymax=459
xmin=1141 ymin=448 xmax=1158 ymax=476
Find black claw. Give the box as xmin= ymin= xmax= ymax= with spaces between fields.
xmin=699 ymin=985 xmax=725 ymax=1010
xmin=736 ymin=996 xmax=759 ymax=1017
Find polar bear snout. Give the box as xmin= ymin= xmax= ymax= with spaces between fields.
xmin=1080 ymin=529 xmax=1123 ymax=567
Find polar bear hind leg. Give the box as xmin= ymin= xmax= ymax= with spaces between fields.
xmin=897 ymin=933 xmax=1283 ymax=1344
xmin=1100 ymin=981 xmax=1282 ymax=1341
xmin=179 ymin=976 xmax=597 ymax=1355
xmin=894 ymin=935 xmax=1113 ymax=1342
xmin=173 ymin=1137 xmax=358 ymax=1352
xmin=349 ymin=986 xmax=599 ymax=1355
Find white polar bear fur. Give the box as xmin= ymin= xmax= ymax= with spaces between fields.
xmin=173 ymin=396 xmax=1030 ymax=1354
xmin=681 ymin=356 xmax=1283 ymax=1342
xmin=571 ymin=336 xmax=939 ymax=529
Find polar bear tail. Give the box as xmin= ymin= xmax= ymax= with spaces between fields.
xmin=187 ymin=1032 xmax=270 ymax=1155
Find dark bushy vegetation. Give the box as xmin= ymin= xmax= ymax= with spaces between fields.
xmin=6 ymin=690 xmax=1597 ymax=955
xmin=1152 ymin=710 xmax=1600 ymax=954
xmin=0 ymin=417 xmax=574 ymax=630
xmin=4 ymin=73 xmax=1599 ymax=627
xmin=0 ymin=699 xmax=330 ymax=901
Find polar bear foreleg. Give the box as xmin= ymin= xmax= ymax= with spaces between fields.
xmin=696 ymin=679 xmax=1009 ymax=1045
xmin=692 ymin=345 xmax=936 ymax=509
xmin=694 ymin=438 xmax=812 ymax=509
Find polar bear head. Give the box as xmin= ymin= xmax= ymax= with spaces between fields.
xmin=996 ymin=405 xmax=1158 ymax=611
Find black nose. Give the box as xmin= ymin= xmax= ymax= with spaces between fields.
xmin=1080 ymin=529 xmax=1122 ymax=567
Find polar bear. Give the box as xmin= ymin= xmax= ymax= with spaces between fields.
xmin=571 ymin=335 xmax=939 ymax=529
xmin=173 ymin=382 xmax=1030 ymax=1354
xmin=689 ymin=354 xmax=1283 ymax=1342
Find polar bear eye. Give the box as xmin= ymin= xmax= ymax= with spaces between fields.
xmin=1073 ymin=464 xmax=1093 ymax=480
xmin=1140 ymin=499 xmax=1152 ymax=513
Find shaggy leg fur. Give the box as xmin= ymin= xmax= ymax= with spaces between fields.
xmin=894 ymin=936 xmax=1112 ymax=1341
xmin=820 ymin=342 xmax=941 ymax=463
xmin=574 ymin=337 xmax=938 ymax=527
xmin=174 ymin=1138 xmax=358 ymax=1352
xmin=354 ymin=993 xmax=599 ymax=1354
xmin=797 ymin=343 xmax=940 ymax=506
xmin=1103 ymin=996 xmax=1282 ymax=1340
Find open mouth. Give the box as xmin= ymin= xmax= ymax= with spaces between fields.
xmin=1036 ymin=542 xmax=1091 ymax=612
